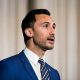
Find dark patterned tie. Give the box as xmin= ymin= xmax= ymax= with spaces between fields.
xmin=38 ymin=59 xmax=51 ymax=80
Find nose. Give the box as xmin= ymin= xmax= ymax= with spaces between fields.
xmin=49 ymin=25 xmax=55 ymax=35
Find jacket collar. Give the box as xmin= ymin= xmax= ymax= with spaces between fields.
xmin=18 ymin=50 xmax=38 ymax=80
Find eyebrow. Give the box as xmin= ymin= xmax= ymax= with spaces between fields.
xmin=53 ymin=23 xmax=56 ymax=26
xmin=41 ymin=22 xmax=56 ymax=26
xmin=41 ymin=22 xmax=50 ymax=24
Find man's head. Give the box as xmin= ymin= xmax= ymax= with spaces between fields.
xmin=21 ymin=9 xmax=56 ymax=51
xmin=21 ymin=9 xmax=50 ymax=44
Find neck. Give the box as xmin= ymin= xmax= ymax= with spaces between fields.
xmin=26 ymin=40 xmax=46 ymax=58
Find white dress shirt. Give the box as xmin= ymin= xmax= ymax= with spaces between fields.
xmin=24 ymin=48 xmax=44 ymax=80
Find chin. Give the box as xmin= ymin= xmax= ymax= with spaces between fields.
xmin=48 ymin=47 xmax=54 ymax=50
xmin=45 ymin=46 xmax=54 ymax=50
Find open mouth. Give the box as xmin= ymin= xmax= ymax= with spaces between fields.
xmin=47 ymin=36 xmax=55 ymax=41
xmin=47 ymin=38 xmax=54 ymax=41
xmin=47 ymin=37 xmax=55 ymax=44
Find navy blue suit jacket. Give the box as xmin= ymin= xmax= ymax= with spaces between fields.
xmin=0 ymin=50 xmax=60 ymax=80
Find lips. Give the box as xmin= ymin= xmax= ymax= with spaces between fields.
xmin=47 ymin=38 xmax=54 ymax=41
xmin=47 ymin=36 xmax=55 ymax=43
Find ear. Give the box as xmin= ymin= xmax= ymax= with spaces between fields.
xmin=24 ymin=28 xmax=33 ymax=37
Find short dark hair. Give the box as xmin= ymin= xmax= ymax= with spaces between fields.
xmin=21 ymin=9 xmax=51 ymax=44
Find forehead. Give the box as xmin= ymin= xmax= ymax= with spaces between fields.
xmin=35 ymin=14 xmax=53 ymax=23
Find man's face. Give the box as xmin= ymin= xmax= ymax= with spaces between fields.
xmin=32 ymin=14 xmax=56 ymax=51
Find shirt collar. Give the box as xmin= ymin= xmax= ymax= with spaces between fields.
xmin=24 ymin=48 xmax=41 ymax=65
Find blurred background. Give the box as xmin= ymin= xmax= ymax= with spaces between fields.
xmin=0 ymin=0 xmax=80 ymax=80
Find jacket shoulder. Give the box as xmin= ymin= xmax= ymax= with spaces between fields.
xmin=0 ymin=54 xmax=19 ymax=80
xmin=0 ymin=50 xmax=24 ymax=64
xmin=0 ymin=54 xmax=18 ymax=64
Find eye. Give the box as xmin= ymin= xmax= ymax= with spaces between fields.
xmin=43 ymin=23 xmax=49 ymax=28
xmin=52 ymin=23 xmax=56 ymax=29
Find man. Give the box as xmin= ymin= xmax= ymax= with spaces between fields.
xmin=0 ymin=9 xmax=60 ymax=80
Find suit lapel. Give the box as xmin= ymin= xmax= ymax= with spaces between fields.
xmin=18 ymin=50 xmax=38 ymax=80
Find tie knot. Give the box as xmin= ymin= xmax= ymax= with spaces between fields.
xmin=38 ymin=58 xmax=45 ymax=65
